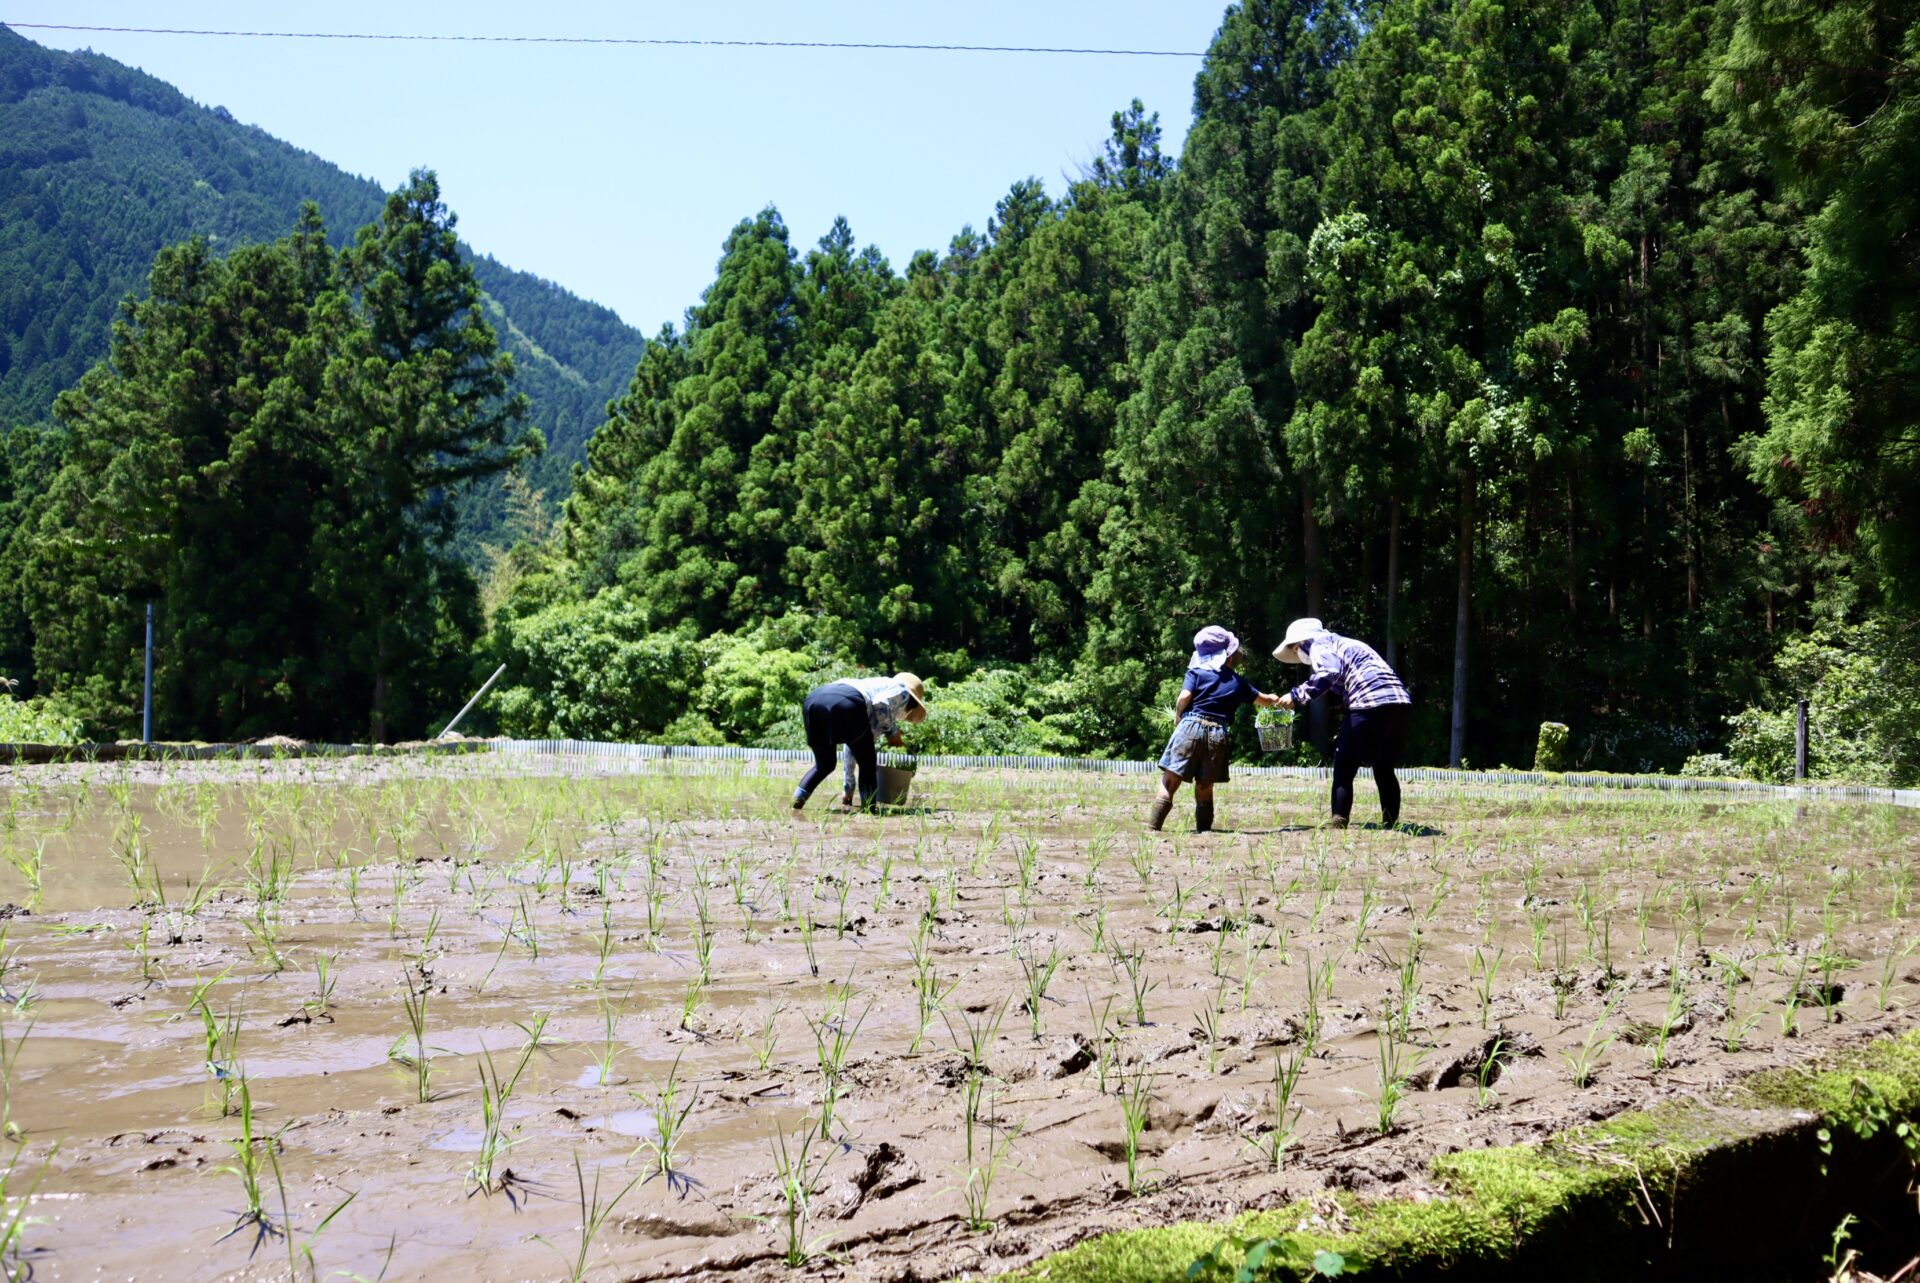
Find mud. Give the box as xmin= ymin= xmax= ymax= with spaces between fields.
xmin=0 ymin=760 xmax=1915 ymax=1281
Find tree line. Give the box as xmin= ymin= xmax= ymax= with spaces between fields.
xmin=3 ymin=0 xmax=1915 ymax=783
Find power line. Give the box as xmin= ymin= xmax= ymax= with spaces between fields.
xmin=1 ymin=21 xmax=1208 ymax=58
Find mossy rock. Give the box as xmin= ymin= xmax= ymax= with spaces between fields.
xmin=1005 ymin=1031 xmax=1920 ymax=1283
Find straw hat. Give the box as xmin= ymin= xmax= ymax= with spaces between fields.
xmin=1273 ymin=618 xmax=1324 ymax=665
xmin=893 ymin=672 xmax=929 ymax=714
xmin=1188 ymin=625 xmax=1240 ymax=672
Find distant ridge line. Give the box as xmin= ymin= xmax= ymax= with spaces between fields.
xmin=3 ymin=23 xmax=1207 ymax=58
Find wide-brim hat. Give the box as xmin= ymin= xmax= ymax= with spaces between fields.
xmin=893 ymin=672 xmax=928 ymax=714
xmin=1273 ymin=617 xmax=1324 ymax=665
xmin=1188 ymin=626 xmax=1240 ymax=672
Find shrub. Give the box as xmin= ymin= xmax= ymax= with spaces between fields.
xmin=0 ymin=692 xmax=84 ymax=744
xmin=491 ymin=590 xmax=699 ymax=740
xmin=1724 ymin=615 xmax=1920 ymax=786
xmin=1533 ymin=722 xmax=1570 ymax=772
xmin=1679 ymin=752 xmax=1748 ymax=780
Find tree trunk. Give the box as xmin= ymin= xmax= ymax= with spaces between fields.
xmin=1683 ymin=421 xmax=1698 ymax=613
xmin=1302 ymin=481 xmax=1331 ymax=755
xmin=1385 ymin=495 xmax=1402 ymax=670
xmin=1564 ymin=472 xmax=1578 ymax=616
xmin=371 ymin=633 xmax=390 ymax=745
xmin=1450 ymin=465 xmax=1474 ymax=769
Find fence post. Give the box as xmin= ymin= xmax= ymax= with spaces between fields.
xmin=1794 ymin=697 xmax=1809 ymax=781
xmin=142 ymin=601 xmax=155 ymax=745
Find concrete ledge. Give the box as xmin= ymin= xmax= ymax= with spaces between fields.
xmin=1002 ymin=1030 xmax=1920 ymax=1281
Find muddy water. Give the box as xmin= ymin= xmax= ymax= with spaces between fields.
xmin=0 ymin=761 xmax=1916 ymax=1281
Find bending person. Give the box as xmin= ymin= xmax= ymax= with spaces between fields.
xmin=1273 ymin=618 xmax=1412 ymax=829
xmin=793 ymin=673 xmax=928 ymax=811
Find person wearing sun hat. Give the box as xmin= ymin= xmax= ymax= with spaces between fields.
xmin=792 ymin=672 xmax=929 ymax=812
xmin=1148 ymin=625 xmax=1286 ymax=832
xmin=1273 ymin=618 xmax=1412 ymax=829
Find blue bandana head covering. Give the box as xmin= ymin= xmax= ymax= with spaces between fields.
xmin=1189 ymin=625 xmax=1240 ymax=672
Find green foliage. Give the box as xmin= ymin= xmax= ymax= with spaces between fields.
xmin=0 ymin=26 xmax=644 ymax=552
xmin=1715 ymin=0 xmax=1920 ymax=604
xmin=1534 ymin=723 xmax=1570 ymax=773
xmin=0 ymin=692 xmax=80 ymax=744
xmin=491 ymin=591 xmax=699 ymax=741
xmin=4 ymin=5 xmax=1916 ymax=762
xmin=1725 ymin=615 xmax=1920 ymax=786
xmin=5 ymin=181 xmax=528 ymax=740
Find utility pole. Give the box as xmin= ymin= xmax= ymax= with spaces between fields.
xmin=142 ymin=601 xmax=155 ymax=745
xmin=1794 ymin=697 xmax=1809 ymax=781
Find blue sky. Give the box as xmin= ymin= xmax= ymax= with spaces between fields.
xmin=7 ymin=2 xmax=1225 ymax=335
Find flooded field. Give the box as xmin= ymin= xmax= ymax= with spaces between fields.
xmin=0 ymin=756 xmax=1915 ymax=1281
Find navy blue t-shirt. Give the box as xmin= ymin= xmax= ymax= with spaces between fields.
xmin=1182 ymin=667 xmax=1261 ymax=721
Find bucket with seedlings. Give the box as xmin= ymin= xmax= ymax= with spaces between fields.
xmin=1255 ymin=708 xmax=1296 ymax=753
xmin=878 ymin=755 xmax=917 ymax=806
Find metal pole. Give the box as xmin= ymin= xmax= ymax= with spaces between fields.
xmin=439 ymin=663 xmax=507 ymax=739
xmin=1794 ymin=697 xmax=1809 ymax=781
xmin=142 ymin=601 xmax=154 ymax=745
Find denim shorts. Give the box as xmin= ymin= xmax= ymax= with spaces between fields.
xmin=1158 ymin=714 xmax=1231 ymax=784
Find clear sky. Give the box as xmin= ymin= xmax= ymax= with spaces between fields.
xmin=6 ymin=2 xmax=1225 ymax=335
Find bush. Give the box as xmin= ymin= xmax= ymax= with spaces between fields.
xmin=915 ymin=668 xmax=1085 ymax=758
xmin=1680 ymin=752 xmax=1749 ymax=780
xmin=1724 ymin=615 xmax=1920 ymax=786
xmin=491 ymin=590 xmax=699 ymax=740
xmin=1534 ymin=722 xmax=1570 ymax=772
xmin=0 ymin=692 xmax=84 ymax=744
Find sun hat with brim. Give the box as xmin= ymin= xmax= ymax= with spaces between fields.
xmin=1188 ymin=626 xmax=1240 ymax=672
xmin=893 ymin=672 xmax=929 ymax=714
xmin=1273 ymin=618 xmax=1325 ymax=665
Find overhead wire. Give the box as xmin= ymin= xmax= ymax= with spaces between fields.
xmin=0 ymin=22 xmax=1209 ymax=58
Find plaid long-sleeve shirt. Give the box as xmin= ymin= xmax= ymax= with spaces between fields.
xmin=1288 ymin=633 xmax=1410 ymax=711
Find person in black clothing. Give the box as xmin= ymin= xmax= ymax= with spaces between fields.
xmin=1149 ymin=626 xmax=1285 ymax=832
xmin=793 ymin=674 xmax=928 ymax=812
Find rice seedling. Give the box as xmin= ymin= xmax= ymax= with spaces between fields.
xmin=1117 ymin=1061 xmax=1155 ymax=1194
xmin=797 ymin=909 xmax=820 ymax=978
xmin=1565 ymin=990 xmax=1624 ymax=1087
xmin=1370 ymin=1012 xmax=1423 ymax=1134
xmin=212 ymin=1075 xmax=278 ymax=1247
xmin=468 ymin=1036 xmax=537 ymax=1195
xmin=1015 ymin=936 xmax=1063 ymax=1040
xmin=766 ymin=1120 xmax=836 ymax=1266
xmin=1084 ymin=988 xmax=1119 ymax=1094
xmin=1878 ymin=936 xmax=1918 ymax=1011
xmin=1246 ymin=1048 xmax=1304 ymax=1171
xmin=634 ymin=1052 xmax=700 ymax=1194
xmin=534 ymin=1153 xmax=644 ymax=1283
xmin=1782 ymin=954 xmax=1810 ymax=1037
xmin=959 ymin=1092 xmax=1020 ymax=1230
xmin=0 ymin=1136 xmax=56 ymax=1274
xmin=1475 ymin=1038 xmax=1507 ymax=1110
xmin=808 ymin=1000 xmax=870 ymax=1140
xmin=1114 ymin=940 xmax=1157 ymax=1026
xmin=1471 ymin=944 xmax=1504 ymax=1028
xmin=1651 ymin=966 xmax=1689 ymax=1072
xmin=388 ymin=973 xmax=436 ymax=1103
xmin=749 ymin=1003 xmax=786 ymax=1071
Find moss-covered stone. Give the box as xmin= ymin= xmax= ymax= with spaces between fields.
xmin=1002 ymin=1031 xmax=1920 ymax=1283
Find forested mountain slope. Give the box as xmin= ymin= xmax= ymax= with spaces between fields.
xmin=0 ymin=25 xmax=644 ymax=540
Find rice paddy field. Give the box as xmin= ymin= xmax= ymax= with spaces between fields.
xmin=0 ymin=755 xmax=1915 ymax=1281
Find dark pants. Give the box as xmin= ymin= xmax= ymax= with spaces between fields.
xmin=797 ymin=684 xmax=877 ymax=806
xmin=1332 ymin=703 xmax=1412 ymax=825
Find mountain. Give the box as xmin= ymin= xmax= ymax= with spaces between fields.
xmin=0 ymin=25 xmax=645 ymax=546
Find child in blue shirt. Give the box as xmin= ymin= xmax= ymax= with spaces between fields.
xmin=1150 ymin=626 xmax=1285 ymax=832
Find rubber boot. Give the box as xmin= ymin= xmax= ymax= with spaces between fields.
xmin=1195 ymin=800 xmax=1214 ymax=833
xmin=1147 ymin=797 xmax=1172 ymax=831
xmin=792 ymin=787 xmax=810 ymax=810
